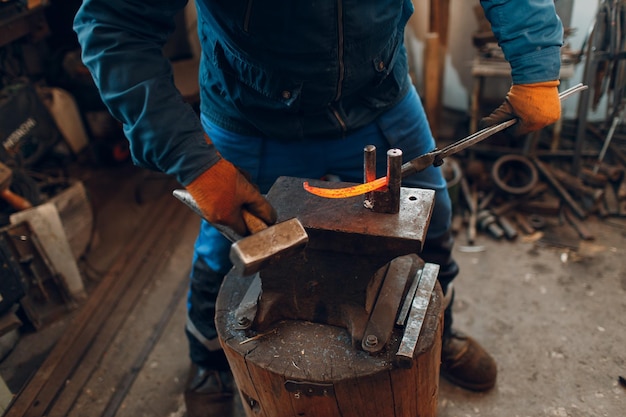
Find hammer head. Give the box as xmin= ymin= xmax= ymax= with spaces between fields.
xmin=172 ymin=189 xmax=308 ymax=275
xmin=230 ymin=217 xmax=308 ymax=276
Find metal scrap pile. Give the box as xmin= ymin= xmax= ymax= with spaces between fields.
xmin=443 ymin=120 xmax=626 ymax=250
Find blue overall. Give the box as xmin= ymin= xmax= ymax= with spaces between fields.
xmin=73 ymin=0 xmax=563 ymax=368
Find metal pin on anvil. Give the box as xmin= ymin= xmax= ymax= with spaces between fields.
xmin=367 ymin=148 xmax=403 ymax=213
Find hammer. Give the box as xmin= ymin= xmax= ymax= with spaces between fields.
xmin=173 ymin=189 xmax=308 ymax=275
xmin=0 ymin=162 xmax=33 ymax=211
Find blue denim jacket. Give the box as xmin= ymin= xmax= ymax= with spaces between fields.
xmin=74 ymin=0 xmax=562 ymax=185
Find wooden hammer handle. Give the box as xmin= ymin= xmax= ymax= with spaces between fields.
xmin=242 ymin=210 xmax=268 ymax=234
xmin=1 ymin=188 xmax=33 ymax=211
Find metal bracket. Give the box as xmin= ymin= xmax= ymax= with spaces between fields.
xmin=361 ymin=255 xmax=417 ymax=354
xmin=234 ymin=273 xmax=262 ymax=330
xmin=284 ymin=380 xmax=335 ymax=397
xmin=395 ymin=262 xmax=440 ymax=369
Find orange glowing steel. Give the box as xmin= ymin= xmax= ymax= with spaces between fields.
xmin=303 ymin=177 xmax=388 ymax=198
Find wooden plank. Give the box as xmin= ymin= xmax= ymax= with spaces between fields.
xmin=424 ymin=32 xmax=443 ymax=136
xmin=47 ymin=205 xmax=194 ymax=417
xmin=429 ymin=0 xmax=450 ymax=47
xmin=23 ymin=196 xmax=186 ymax=417
xmin=424 ymin=0 xmax=449 ymax=138
xmin=98 ymin=270 xmax=191 ymax=417
xmin=4 ymin=191 xmax=180 ymax=417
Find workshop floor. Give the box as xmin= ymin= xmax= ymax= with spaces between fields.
xmin=0 ymin=148 xmax=625 ymax=417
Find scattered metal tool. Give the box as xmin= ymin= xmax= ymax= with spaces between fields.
xmin=592 ymin=103 xmax=626 ymax=174
xmin=173 ymin=189 xmax=308 ymax=276
xmin=0 ymin=162 xmax=33 ymax=211
xmin=459 ymin=177 xmax=477 ymax=245
xmin=532 ymin=158 xmax=587 ymax=219
xmin=476 ymin=210 xmax=505 ymax=239
xmin=304 ymin=84 xmax=588 ymax=198
xmin=491 ymin=154 xmax=538 ymax=195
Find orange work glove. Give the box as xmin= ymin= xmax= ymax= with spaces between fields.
xmin=186 ymin=158 xmax=277 ymax=236
xmin=480 ymin=80 xmax=561 ymax=137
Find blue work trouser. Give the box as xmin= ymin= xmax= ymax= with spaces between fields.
xmin=187 ymin=85 xmax=455 ymax=367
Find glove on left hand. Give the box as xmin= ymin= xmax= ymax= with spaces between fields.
xmin=480 ymin=80 xmax=561 ymax=136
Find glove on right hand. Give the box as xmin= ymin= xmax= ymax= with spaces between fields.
xmin=186 ymin=158 xmax=277 ymax=236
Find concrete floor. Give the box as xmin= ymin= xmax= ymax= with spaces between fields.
xmin=0 ymin=160 xmax=625 ymax=417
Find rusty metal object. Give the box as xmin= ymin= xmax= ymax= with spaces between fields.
xmin=364 ymin=144 xmax=377 ymax=206
xmin=596 ymin=163 xmax=625 ymax=183
xmin=514 ymin=212 xmax=535 ymax=235
xmin=361 ymin=255 xmax=417 ymax=354
xmin=396 ymin=261 xmax=425 ymax=327
xmin=604 ymin=183 xmax=620 ymax=215
xmin=459 ymin=177 xmax=477 ymax=245
xmin=395 ymin=263 xmax=440 ymax=369
xmin=587 ymin=123 xmax=626 ymax=168
xmin=563 ymin=208 xmax=595 ymax=240
xmin=368 ymin=148 xmax=403 ymax=214
xmin=580 ymin=167 xmax=609 ymax=188
xmin=591 ymin=105 xmax=626 ymax=174
xmin=284 ymin=380 xmax=334 ymax=397
xmin=173 ymin=189 xmax=309 ymax=276
xmin=491 ymin=154 xmax=538 ymax=195
xmin=497 ymin=215 xmax=518 ymax=240
xmin=532 ymin=158 xmax=587 ymax=219
xmin=550 ymin=166 xmax=604 ymax=204
xmin=490 ymin=183 xmax=548 ymax=217
xmin=234 ymin=274 xmax=261 ymax=330
xmin=619 ymin=181 xmax=626 ymax=200
xmin=230 ymin=217 xmax=309 ymax=275
xmin=527 ymin=214 xmax=546 ymax=230
xmin=519 ymin=197 xmax=562 ymax=216
xmin=476 ymin=210 xmax=504 ymax=239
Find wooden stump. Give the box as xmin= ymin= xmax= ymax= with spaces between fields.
xmin=216 ymin=271 xmax=443 ymax=417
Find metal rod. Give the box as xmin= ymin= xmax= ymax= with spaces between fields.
xmin=364 ymin=145 xmax=377 ymax=205
xmin=387 ymin=148 xmax=403 ymax=214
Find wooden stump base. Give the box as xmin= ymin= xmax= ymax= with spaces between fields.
xmin=216 ymin=272 xmax=443 ymax=417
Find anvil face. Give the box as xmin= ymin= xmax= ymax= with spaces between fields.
xmin=266 ymin=176 xmax=435 ymax=256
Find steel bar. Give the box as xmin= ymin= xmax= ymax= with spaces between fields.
xmin=362 ymin=256 xmax=414 ymax=354
xmin=532 ymin=158 xmax=587 ymax=219
xmin=396 ymin=264 xmax=425 ymax=327
xmin=364 ymin=144 xmax=377 ymax=206
xmin=395 ymin=263 xmax=440 ymax=369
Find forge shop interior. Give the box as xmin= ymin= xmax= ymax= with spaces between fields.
xmin=0 ymin=1 xmax=623 ymax=417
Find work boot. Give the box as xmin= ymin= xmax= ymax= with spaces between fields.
xmin=184 ymin=363 xmax=235 ymax=417
xmin=440 ymin=330 xmax=497 ymax=391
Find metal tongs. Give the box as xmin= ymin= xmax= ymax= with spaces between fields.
xmin=401 ymin=83 xmax=588 ymax=177
xmin=304 ymin=83 xmax=587 ymax=198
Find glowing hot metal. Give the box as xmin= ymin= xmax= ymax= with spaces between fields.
xmin=303 ymin=176 xmax=387 ymax=198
